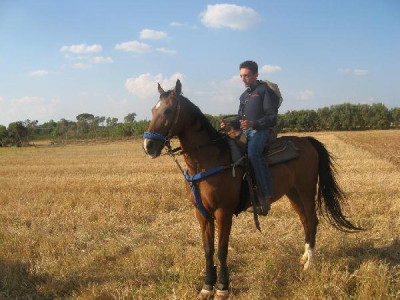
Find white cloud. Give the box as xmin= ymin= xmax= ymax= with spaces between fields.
xmin=260 ymin=65 xmax=282 ymax=74
xmin=338 ymin=68 xmax=352 ymax=73
xmin=354 ymin=69 xmax=369 ymax=76
xmin=140 ymin=29 xmax=168 ymax=40
xmin=200 ymin=4 xmax=260 ymax=30
xmin=156 ymin=47 xmax=177 ymax=55
xmin=60 ymin=43 xmax=112 ymax=69
xmin=298 ymin=90 xmax=314 ymax=100
xmin=201 ymin=75 xmax=242 ymax=105
xmin=0 ymin=96 xmax=61 ymax=124
xmin=72 ymin=63 xmax=92 ymax=69
xmin=12 ymin=96 xmax=45 ymax=105
xmin=28 ymin=70 xmax=49 ymax=77
xmin=115 ymin=41 xmax=151 ymax=53
xmin=170 ymin=21 xmax=183 ymax=27
xmin=90 ymin=56 xmax=113 ymax=64
xmin=60 ymin=44 xmax=102 ymax=54
xmin=125 ymin=73 xmax=184 ymax=99
xmin=338 ymin=68 xmax=369 ymax=75
xmin=169 ymin=21 xmax=197 ymax=29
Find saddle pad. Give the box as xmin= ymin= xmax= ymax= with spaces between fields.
xmin=265 ymin=139 xmax=299 ymax=166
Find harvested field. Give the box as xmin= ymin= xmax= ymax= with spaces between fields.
xmin=335 ymin=130 xmax=400 ymax=166
xmin=0 ymin=131 xmax=399 ymax=299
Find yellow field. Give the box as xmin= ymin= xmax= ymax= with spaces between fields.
xmin=0 ymin=131 xmax=399 ymax=299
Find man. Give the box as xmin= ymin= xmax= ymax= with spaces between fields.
xmin=221 ymin=60 xmax=279 ymax=215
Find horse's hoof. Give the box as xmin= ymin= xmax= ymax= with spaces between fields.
xmin=300 ymin=253 xmax=308 ymax=265
xmin=214 ymin=289 xmax=229 ymax=300
xmin=303 ymin=258 xmax=312 ymax=270
xmin=197 ymin=288 xmax=214 ymax=300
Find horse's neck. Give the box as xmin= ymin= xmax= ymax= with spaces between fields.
xmin=179 ymin=128 xmax=227 ymax=173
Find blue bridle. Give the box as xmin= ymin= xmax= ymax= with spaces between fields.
xmin=143 ymin=131 xmax=167 ymax=142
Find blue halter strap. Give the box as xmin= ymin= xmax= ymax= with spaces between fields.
xmin=143 ymin=132 xmax=167 ymax=142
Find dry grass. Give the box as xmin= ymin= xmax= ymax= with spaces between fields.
xmin=0 ymin=132 xmax=399 ymax=299
xmin=335 ymin=130 xmax=400 ymax=167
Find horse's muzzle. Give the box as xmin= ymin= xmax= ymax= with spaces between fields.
xmin=143 ymin=138 xmax=164 ymax=158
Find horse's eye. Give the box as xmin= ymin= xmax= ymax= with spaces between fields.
xmin=164 ymin=108 xmax=172 ymax=115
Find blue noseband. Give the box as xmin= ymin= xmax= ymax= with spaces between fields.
xmin=143 ymin=132 xmax=167 ymax=142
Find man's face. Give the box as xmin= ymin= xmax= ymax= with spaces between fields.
xmin=240 ymin=67 xmax=258 ymax=88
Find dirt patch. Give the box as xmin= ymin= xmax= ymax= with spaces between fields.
xmin=335 ymin=130 xmax=400 ymax=166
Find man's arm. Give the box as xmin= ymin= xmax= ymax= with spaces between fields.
xmin=253 ymin=88 xmax=278 ymax=130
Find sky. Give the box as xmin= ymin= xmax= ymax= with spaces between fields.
xmin=0 ymin=0 xmax=399 ymax=126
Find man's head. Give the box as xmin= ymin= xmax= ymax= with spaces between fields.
xmin=239 ymin=60 xmax=258 ymax=88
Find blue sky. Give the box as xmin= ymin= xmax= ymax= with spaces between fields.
xmin=0 ymin=0 xmax=399 ymax=126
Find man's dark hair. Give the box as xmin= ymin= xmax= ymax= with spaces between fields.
xmin=239 ymin=60 xmax=258 ymax=74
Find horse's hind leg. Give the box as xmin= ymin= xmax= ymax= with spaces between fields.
xmin=287 ymin=188 xmax=318 ymax=270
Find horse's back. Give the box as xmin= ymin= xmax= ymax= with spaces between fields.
xmin=270 ymin=136 xmax=319 ymax=198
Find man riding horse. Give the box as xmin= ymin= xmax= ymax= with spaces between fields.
xmin=220 ymin=60 xmax=280 ymax=216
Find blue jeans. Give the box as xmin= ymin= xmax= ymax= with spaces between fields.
xmin=244 ymin=129 xmax=273 ymax=198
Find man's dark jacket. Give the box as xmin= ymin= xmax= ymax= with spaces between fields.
xmin=231 ymin=80 xmax=280 ymax=130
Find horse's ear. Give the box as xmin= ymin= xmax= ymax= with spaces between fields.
xmin=174 ymin=79 xmax=182 ymax=95
xmin=158 ymin=83 xmax=165 ymax=95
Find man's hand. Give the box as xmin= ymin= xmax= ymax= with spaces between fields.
xmin=240 ymin=120 xmax=254 ymax=129
xmin=220 ymin=119 xmax=230 ymax=130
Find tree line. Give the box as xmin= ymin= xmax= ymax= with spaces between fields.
xmin=1 ymin=102 xmax=399 ymax=147
xmin=0 ymin=113 xmax=150 ymax=147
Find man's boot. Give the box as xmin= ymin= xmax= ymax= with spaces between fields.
xmin=254 ymin=196 xmax=271 ymax=216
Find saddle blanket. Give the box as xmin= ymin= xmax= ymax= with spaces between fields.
xmin=228 ymin=136 xmax=299 ymax=166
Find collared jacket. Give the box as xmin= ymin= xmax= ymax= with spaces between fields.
xmin=231 ymin=80 xmax=279 ymax=130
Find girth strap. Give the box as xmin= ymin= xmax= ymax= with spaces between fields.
xmin=184 ymin=165 xmax=230 ymax=218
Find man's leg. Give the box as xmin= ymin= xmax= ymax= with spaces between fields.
xmin=246 ymin=129 xmax=272 ymax=215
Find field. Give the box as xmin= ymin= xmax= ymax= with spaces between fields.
xmin=0 ymin=130 xmax=399 ymax=299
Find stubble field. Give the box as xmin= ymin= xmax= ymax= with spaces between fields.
xmin=0 ymin=130 xmax=399 ymax=299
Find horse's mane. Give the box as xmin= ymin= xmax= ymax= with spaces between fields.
xmin=163 ymin=90 xmax=229 ymax=153
xmin=182 ymin=96 xmax=221 ymax=138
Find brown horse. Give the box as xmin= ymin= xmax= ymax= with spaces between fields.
xmin=143 ymin=80 xmax=361 ymax=300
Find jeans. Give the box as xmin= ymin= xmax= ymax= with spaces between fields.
xmin=244 ymin=128 xmax=273 ymax=198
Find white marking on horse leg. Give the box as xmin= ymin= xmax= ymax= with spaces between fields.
xmin=300 ymin=243 xmax=310 ymax=265
xmin=197 ymin=288 xmax=214 ymax=300
xmin=303 ymin=247 xmax=315 ymax=271
xmin=143 ymin=139 xmax=147 ymax=152
xmin=164 ymin=119 xmax=169 ymax=127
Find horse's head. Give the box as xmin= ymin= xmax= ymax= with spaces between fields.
xmin=143 ymin=79 xmax=182 ymax=158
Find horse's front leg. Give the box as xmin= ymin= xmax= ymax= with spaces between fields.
xmin=214 ymin=209 xmax=233 ymax=300
xmin=197 ymin=212 xmax=216 ymax=300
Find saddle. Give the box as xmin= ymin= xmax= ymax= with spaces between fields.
xmin=226 ymin=129 xmax=299 ymax=224
xmin=227 ymin=128 xmax=299 ymax=166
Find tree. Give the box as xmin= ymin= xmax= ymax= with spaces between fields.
xmin=76 ymin=113 xmax=94 ymax=122
xmin=369 ymin=103 xmax=390 ymax=129
xmin=0 ymin=125 xmax=8 ymax=146
xmin=24 ymin=119 xmax=39 ymax=141
xmin=106 ymin=117 xmax=118 ymax=127
xmin=390 ymin=107 xmax=400 ymax=128
xmin=124 ymin=113 xmax=137 ymax=123
xmin=7 ymin=121 xmax=29 ymax=146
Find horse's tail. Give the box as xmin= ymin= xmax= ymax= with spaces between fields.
xmin=307 ymin=137 xmax=363 ymax=232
